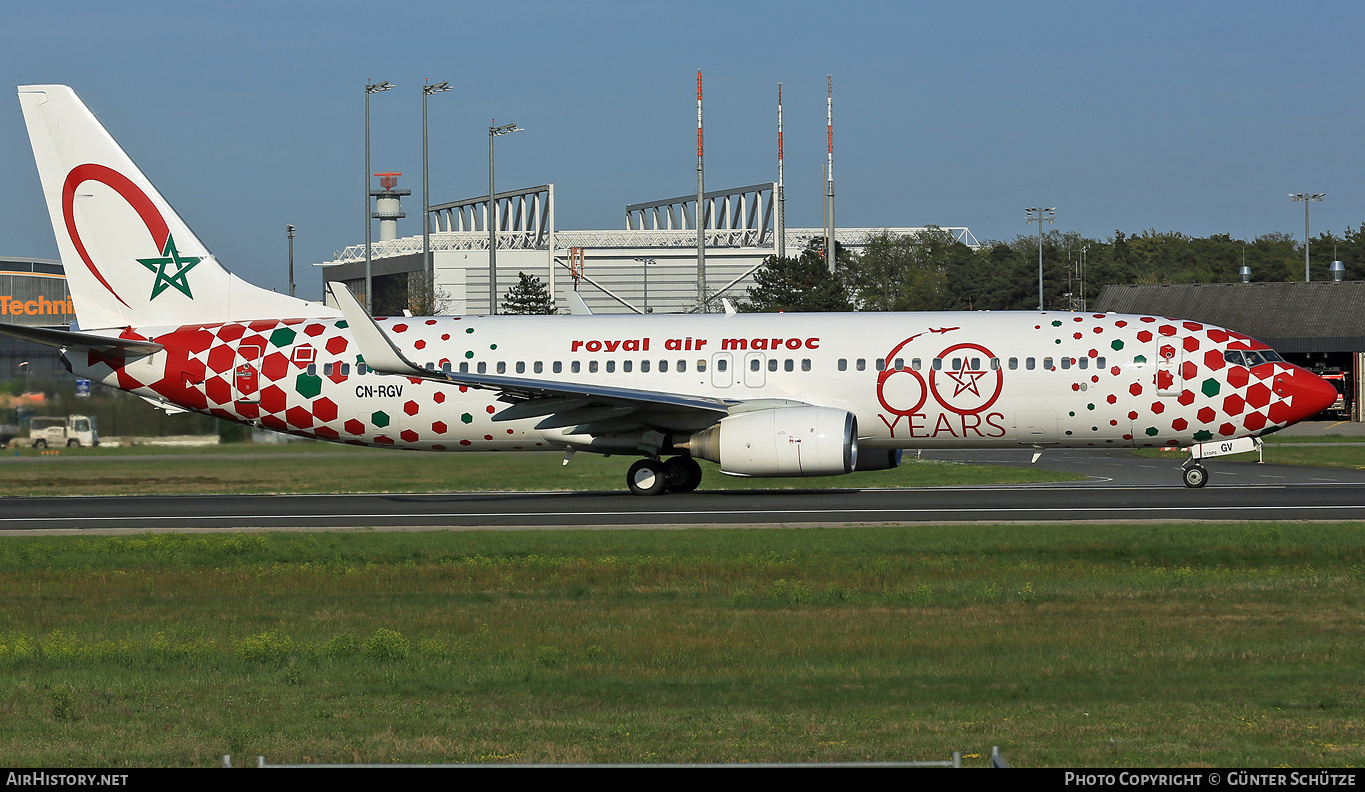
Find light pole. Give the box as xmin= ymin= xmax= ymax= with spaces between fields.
xmin=488 ymin=121 xmax=522 ymax=314
xmin=422 ymin=81 xmax=450 ymax=315
xmin=1289 ymin=192 xmax=1325 ymax=282
xmin=364 ymin=80 xmax=393 ymax=313
xmin=286 ymin=224 xmax=295 ymax=298
xmin=634 ymin=257 xmax=655 ymax=314
xmin=1025 ymin=207 xmax=1056 ymax=310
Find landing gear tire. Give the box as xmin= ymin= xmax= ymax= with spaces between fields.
xmin=1183 ymin=464 xmax=1208 ymax=489
xmin=663 ymin=456 xmax=703 ymax=493
xmin=627 ymin=458 xmax=667 ymax=496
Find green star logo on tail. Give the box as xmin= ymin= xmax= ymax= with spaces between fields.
xmin=137 ymin=233 xmax=202 ymax=300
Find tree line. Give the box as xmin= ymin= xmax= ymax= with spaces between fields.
xmin=739 ymin=224 xmax=1365 ymax=313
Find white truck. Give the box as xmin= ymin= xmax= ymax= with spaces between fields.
xmin=29 ymin=415 xmax=99 ymax=448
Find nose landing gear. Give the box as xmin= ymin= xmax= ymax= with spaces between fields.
xmin=1182 ymin=462 xmax=1208 ymax=489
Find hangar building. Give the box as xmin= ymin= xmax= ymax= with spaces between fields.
xmin=1095 ymin=281 xmax=1365 ymax=421
xmin=317 ymin=180 xmax=979 ymax=315
xmin=0 ymin=256 xmax=75 ymax=380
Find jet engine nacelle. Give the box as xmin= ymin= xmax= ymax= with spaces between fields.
xmin=682 ymin=407 xmax=857 ymax=477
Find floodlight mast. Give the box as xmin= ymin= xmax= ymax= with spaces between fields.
xmin=488 ymin=121 xmax=523 ymax=314
xmin=422 ymin=80 xmax=451 ymax=313
xmin=1289 ymin=192 xmax=1325 ymax=282
xmin=364 ymin=80 xmax=394 ymax=314
xmin=1025 ymin=207 xmax=1056 ymax=310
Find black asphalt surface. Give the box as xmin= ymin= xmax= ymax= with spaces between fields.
xmin=4 ymin=421 xmax=1364 ymax=532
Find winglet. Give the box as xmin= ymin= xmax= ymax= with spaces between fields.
xmin=565 ymin=291 xmax=593 ymax=316
xmin=326 ymin=282 xmax=423 ymax=376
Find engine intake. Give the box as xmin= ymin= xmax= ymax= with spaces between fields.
xmin=681 ymin=407 xmax=857 ymax=477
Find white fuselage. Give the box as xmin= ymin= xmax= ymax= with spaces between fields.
xmin=74 ymin=309 xmax=1322 ymax=453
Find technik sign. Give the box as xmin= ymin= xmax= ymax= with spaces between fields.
xmin=1 ymin=295 xmax=75 ymax=317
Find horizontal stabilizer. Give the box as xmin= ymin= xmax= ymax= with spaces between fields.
xmin=0 ymin=323 xmax=162 ymax=357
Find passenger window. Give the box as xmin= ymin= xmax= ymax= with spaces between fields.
xmin=641 ymin=360 xmax=650 ymax=372
xmin=784 ymin=359 xmax=794 ymax=372
xmin=341 ymin=363 xmax=350 ymax=376
xmin=933 ymin=359 xmax=942 ymax=371
xmin=323 ymin=363 xmax=333 ymax=376
xmin=358 ymin=363 xmax=368 ymax=375
xmin=459 ymin=362 xmax=469 ymax=373
xmin=952 ymin=357 xmax=962 ymax=370
xmin=912 ymin=359 xmax=921 ymax=371
xmin=895 ymin=358 xmax=904 ymax=370
xmin=971 ymin=357 xmax=980 ymax=370
xmin=695 ymin=360 xmax=704 ymax=372
xmin=441 ymin=362 xmax=452 ymax=374
xmin=607 ymin=360 xmax=616 ymax=373
xmin=515 ymin=361 xmax=525 ymax=374
xmin=1026 ymin=357 xmax=1035 ymax=370
xmin=307 ymin=363 xmax=317 ymax=376
xmin=497 ymin=362 xmax=507 ymax=374
xmin=1078 ymin=357 xmax=1088 ymax=370
xmin=1044 ymin=357 xmax=1054 ymax=370
xmin=553 ymin=361 xmax=562 ymax=374
xmin=477 ymin=362 xmax=487 ymax=374
xmin=802 ymin=359 xmax=811 ymax=372
xmin=1061 ymin=358 xmax=1071 ymax=370
xmin=674 ymin=360 xmax=684 ymax=373
xmin=571 ymin=361 xmax=581 ymax=373
xmin=876 ymin=359 xmax=886 ymax=371
xmin=715 ymin=359 xmax=725 ymax=372
xmin=856 ymin=359 xmax=866 ymax=371
xmin=534 ymin=361 xmax=543 ymax=374
xmin=838 ymin=359 xmax=848 ymax=371
xmin=589 ymin=361 xmax=599 ymax=373
xmin=1097 ymin=357 xmax=1106 ymax=369
xmin=768 ymin=358 xmax=777 ymax=372
xmin=751 ymin=358 xmax=761 ymax=372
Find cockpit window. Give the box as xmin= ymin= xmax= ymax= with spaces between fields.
xmin=1224 ymin=349 xmax=1285 ymax=367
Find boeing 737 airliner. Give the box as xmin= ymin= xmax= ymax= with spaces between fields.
xmin=4 ymin=85 xmax=1338 ymax=494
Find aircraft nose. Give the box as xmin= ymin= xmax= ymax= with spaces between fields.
xmin=1270 ymin=367 xmax=1338 ymax=425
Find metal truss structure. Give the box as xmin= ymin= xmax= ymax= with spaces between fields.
xmin=321 ymin=182 xmax=980 ymax=265
xmin=428 ymin=184 xmax=554 ymax=250
xmin=326 ymin=226 xmax=980 ymax=264
xmin=625 ymin=183 xmax=775 ymax=247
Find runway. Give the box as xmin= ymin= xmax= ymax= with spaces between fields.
xmin=5 ymin=449 xmax=1365 ymax=532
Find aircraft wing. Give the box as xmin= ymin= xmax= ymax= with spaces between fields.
xmin=327 ymin=283 xmax=736 ymax=435
xmin=0 ymin=323 xmax=163 ymax=357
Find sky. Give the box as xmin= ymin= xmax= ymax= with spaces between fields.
xmin=2 ymin=0 xmax=1363 ymax=296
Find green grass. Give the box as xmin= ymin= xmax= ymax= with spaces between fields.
xmin=0 ymin=524 xmax=1360 ymax=767
xmin=0 ymin=447 xmax=1079 ymax=497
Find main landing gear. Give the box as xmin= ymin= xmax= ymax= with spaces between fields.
xmin=626 ymin=456 xmax=703 ymax=496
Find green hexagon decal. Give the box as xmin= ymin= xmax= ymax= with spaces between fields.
xmin=270 ymin=327 xmax=297 ymax=348
xmin=1201 ymin=378 xmax=1221 ymax=398
xmin=461 ymin=413 xmax=473 ymax=424
xmin=295 ymin=373 xmax=322 ymax=399
xmin=1111 ymin=339 xmax=1124 ymax=351
xmin=1193 ymin=429 xmax=1213 ymax=442
xmin=372 ymin=411 xmax=390 ymax=428
xmin=1146 ymin=427 xmax=1159 ymax=436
